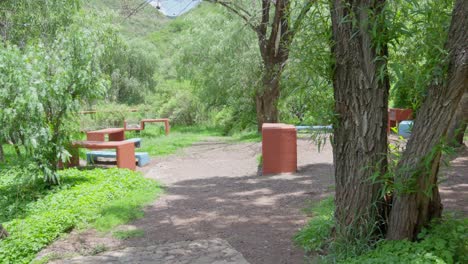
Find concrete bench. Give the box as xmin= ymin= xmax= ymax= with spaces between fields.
xmin=87 ymin=151 xmax=150 ymax=167
xmin=398 ymin=120 xmax=413 ymax=139
xmin=125 ymin=138 xmax=142 ymax=148
xmin=71 ymin=141 xmax=136 ymax=170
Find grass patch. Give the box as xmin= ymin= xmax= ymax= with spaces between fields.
xmin=229 ymin=130 xmax=262 ymax=143
xmin=126 ymin=125 xmax=224 ymax=156
xmin=294 ymin=197 xmax=334 ymax=253
xmin=295 ymin=197 xmax=468 ymax=263
xmin=93 ymin=192 xmax=155 ymax=231
xmin=113 ymin=229 xmax=145 ymax=240
xmin=0 ymin=168 xmax=162 ymax=264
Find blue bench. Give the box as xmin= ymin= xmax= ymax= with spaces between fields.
xmin=296 ymin=125 xmax=333 ymax=132
xmin=398 ymin=120 xmax=413 ymax=139
xmin=125 ymin=138 xmax=142 ymax=148
xmin=86 ymin=151 xmax=150 ymax=167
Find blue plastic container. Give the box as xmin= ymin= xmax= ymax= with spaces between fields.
xmin=398 ymin=120 xmax=414 ymax=139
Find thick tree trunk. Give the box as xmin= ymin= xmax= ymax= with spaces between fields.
xmin=387 ymin=0 xmax=468 ymax=240
xmin=256 ymin=67 xmax=281 ymax=131
xmin=447 ymin=91 xmax=467 ymax=146
xmin=330 ymin=0 xmax=389 ymax=241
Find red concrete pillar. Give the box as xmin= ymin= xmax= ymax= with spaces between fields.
xmin=262 ymin=123 xmax=297 ymax=175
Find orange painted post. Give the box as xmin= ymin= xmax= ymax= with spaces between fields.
xmin=164 ymin=119 xmax=170 ymax=135
xmin=262 ymin=123 xmax=297 ymax=175
xmin=116 ymin=143 xmax=136 ymax=170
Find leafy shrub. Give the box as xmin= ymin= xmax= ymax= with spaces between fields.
xmin=294 ymin=197 xmax=334 ymax=252
xmin=295 ymin=197 xmax=468 ymax=264
xmin=344 ymin=217 xmax=468 ymax=264
xmin=0 ymin=168 xmax=161 ymax=264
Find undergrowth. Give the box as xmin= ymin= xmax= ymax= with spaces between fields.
xmin=295 ymin=197 xmax=468 ymax=263
xmin=0 ymin=168 xmax=162 ymax=263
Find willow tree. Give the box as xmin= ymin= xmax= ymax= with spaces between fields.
xmin=330 ymin=0 xmax=390 ymax=243
xmin=331 ymin=0 xmax=467 ymax=243
xmin=387 ymin=0 xmax=467 ymax=240
xmin=210 ymin=0 xmax=314 ymax=131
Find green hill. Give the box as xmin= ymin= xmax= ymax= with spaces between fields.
xmin=85 ymin=0 xmax=169 ymax=40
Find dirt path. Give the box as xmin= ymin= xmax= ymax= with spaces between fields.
xmin=38 ymin=138 xmax=334 ymax=264
xmin=127 ymin=138 xmax=334 ymax=264
xmin=37 ymin=138 xmax=467 ymax=264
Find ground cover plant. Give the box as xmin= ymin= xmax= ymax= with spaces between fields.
xmin=0 ymin=168 xmax=162 ymax=263
xmin=295 ymin=197 xmax=468 ymax=263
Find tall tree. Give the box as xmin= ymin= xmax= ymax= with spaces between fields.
xmin=330 ymin=0 xmax=389 ymax=242
xmin=210 ymin=0 xmax=314 ymax=131
xmin=387 ymin=0 xmax=468 ymax=240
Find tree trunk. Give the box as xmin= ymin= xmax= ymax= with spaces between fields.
xmin=330 ymin=0 xmax=389 ymax=241
xmin=256 ymin=66 xmax=281 ymax=131
xmin=0 ymin=142 xmax=4 ymax=163
xmin=387 ymin=0 xmax=468 ymax=240
xmin=0 ymin=224 xmax=8 ymax=239
xmin=212 ymin=0 xmax=314 ymax=131
xmin=447 ymin=91 xmax=468 ymax=146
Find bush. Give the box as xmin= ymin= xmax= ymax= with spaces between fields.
xmin=0 ymin=168 xmax=162 ymax=264
xmin=294 ymin=197 xmax=334 ymax=253
xmin=295 ymin=197 xmax=468 ymax=263
xmin=344 ymin=217 xmax=468 ymax=264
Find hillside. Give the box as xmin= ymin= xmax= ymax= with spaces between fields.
xmin=85 ymin=0 xmax=169 ymax=40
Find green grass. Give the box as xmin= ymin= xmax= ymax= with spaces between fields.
xmin=229 ymin=130 xmax=262 ymax=143
xmin=112 ymin=229 xmax=145 ymax=239
xmin=126 ymin=125 xmax=224 ymax=156
xmin=294 ymin=197 xmax=335 ymax=253
xmin=295 ymin=197 xmax=468 ymax=263
xmin=0 ymin=168 xmax=162 ymax=264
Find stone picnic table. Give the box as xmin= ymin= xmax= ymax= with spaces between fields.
xmin=86 ymin=128 xmax=125 ymax=142
xmin=124 ymin=118 xmax=170 ymax=136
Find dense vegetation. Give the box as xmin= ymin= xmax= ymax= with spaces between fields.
xmin=295 ymin=197 xmax=468 ymax=263
xmin=0 ymin=168 xmax=161 ymax=263
xmin=0 ymin=0 xmax=466 ymax=263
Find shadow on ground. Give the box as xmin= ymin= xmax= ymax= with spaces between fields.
xmin=123 ymin=162 xmax=334 ymax=264
xmin=439 ymin=146 xmax=468 ymax=216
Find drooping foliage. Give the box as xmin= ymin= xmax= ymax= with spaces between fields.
xmin=388 ymin=0 xmax=454 ymax=110
xmin=0 ymin=17 xmax=110 ymax=183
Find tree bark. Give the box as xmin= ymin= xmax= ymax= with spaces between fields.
xmin=212 ymin=0 xmax=314 ymax=132
xmin=387 ymin=0 xmax=468 ymax=240
xmin=0 ymin=142 xmax=4 ymax=162
xmin=447 ymin=91 xmax=467 ymax=146
xmin=0 ymin=224 xmax=8 ymax=239
xmin=330 ymin=0 xmax=389 ymax=241
xmin=256 ymin=65 xmax=281 ymax=131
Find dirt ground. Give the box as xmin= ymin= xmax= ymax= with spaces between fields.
xmin=37 ymin=137 xmax=467 ymax=264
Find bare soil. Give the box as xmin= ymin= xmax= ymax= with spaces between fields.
xmin=37 ymin=137 xmax=467 ymax=264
